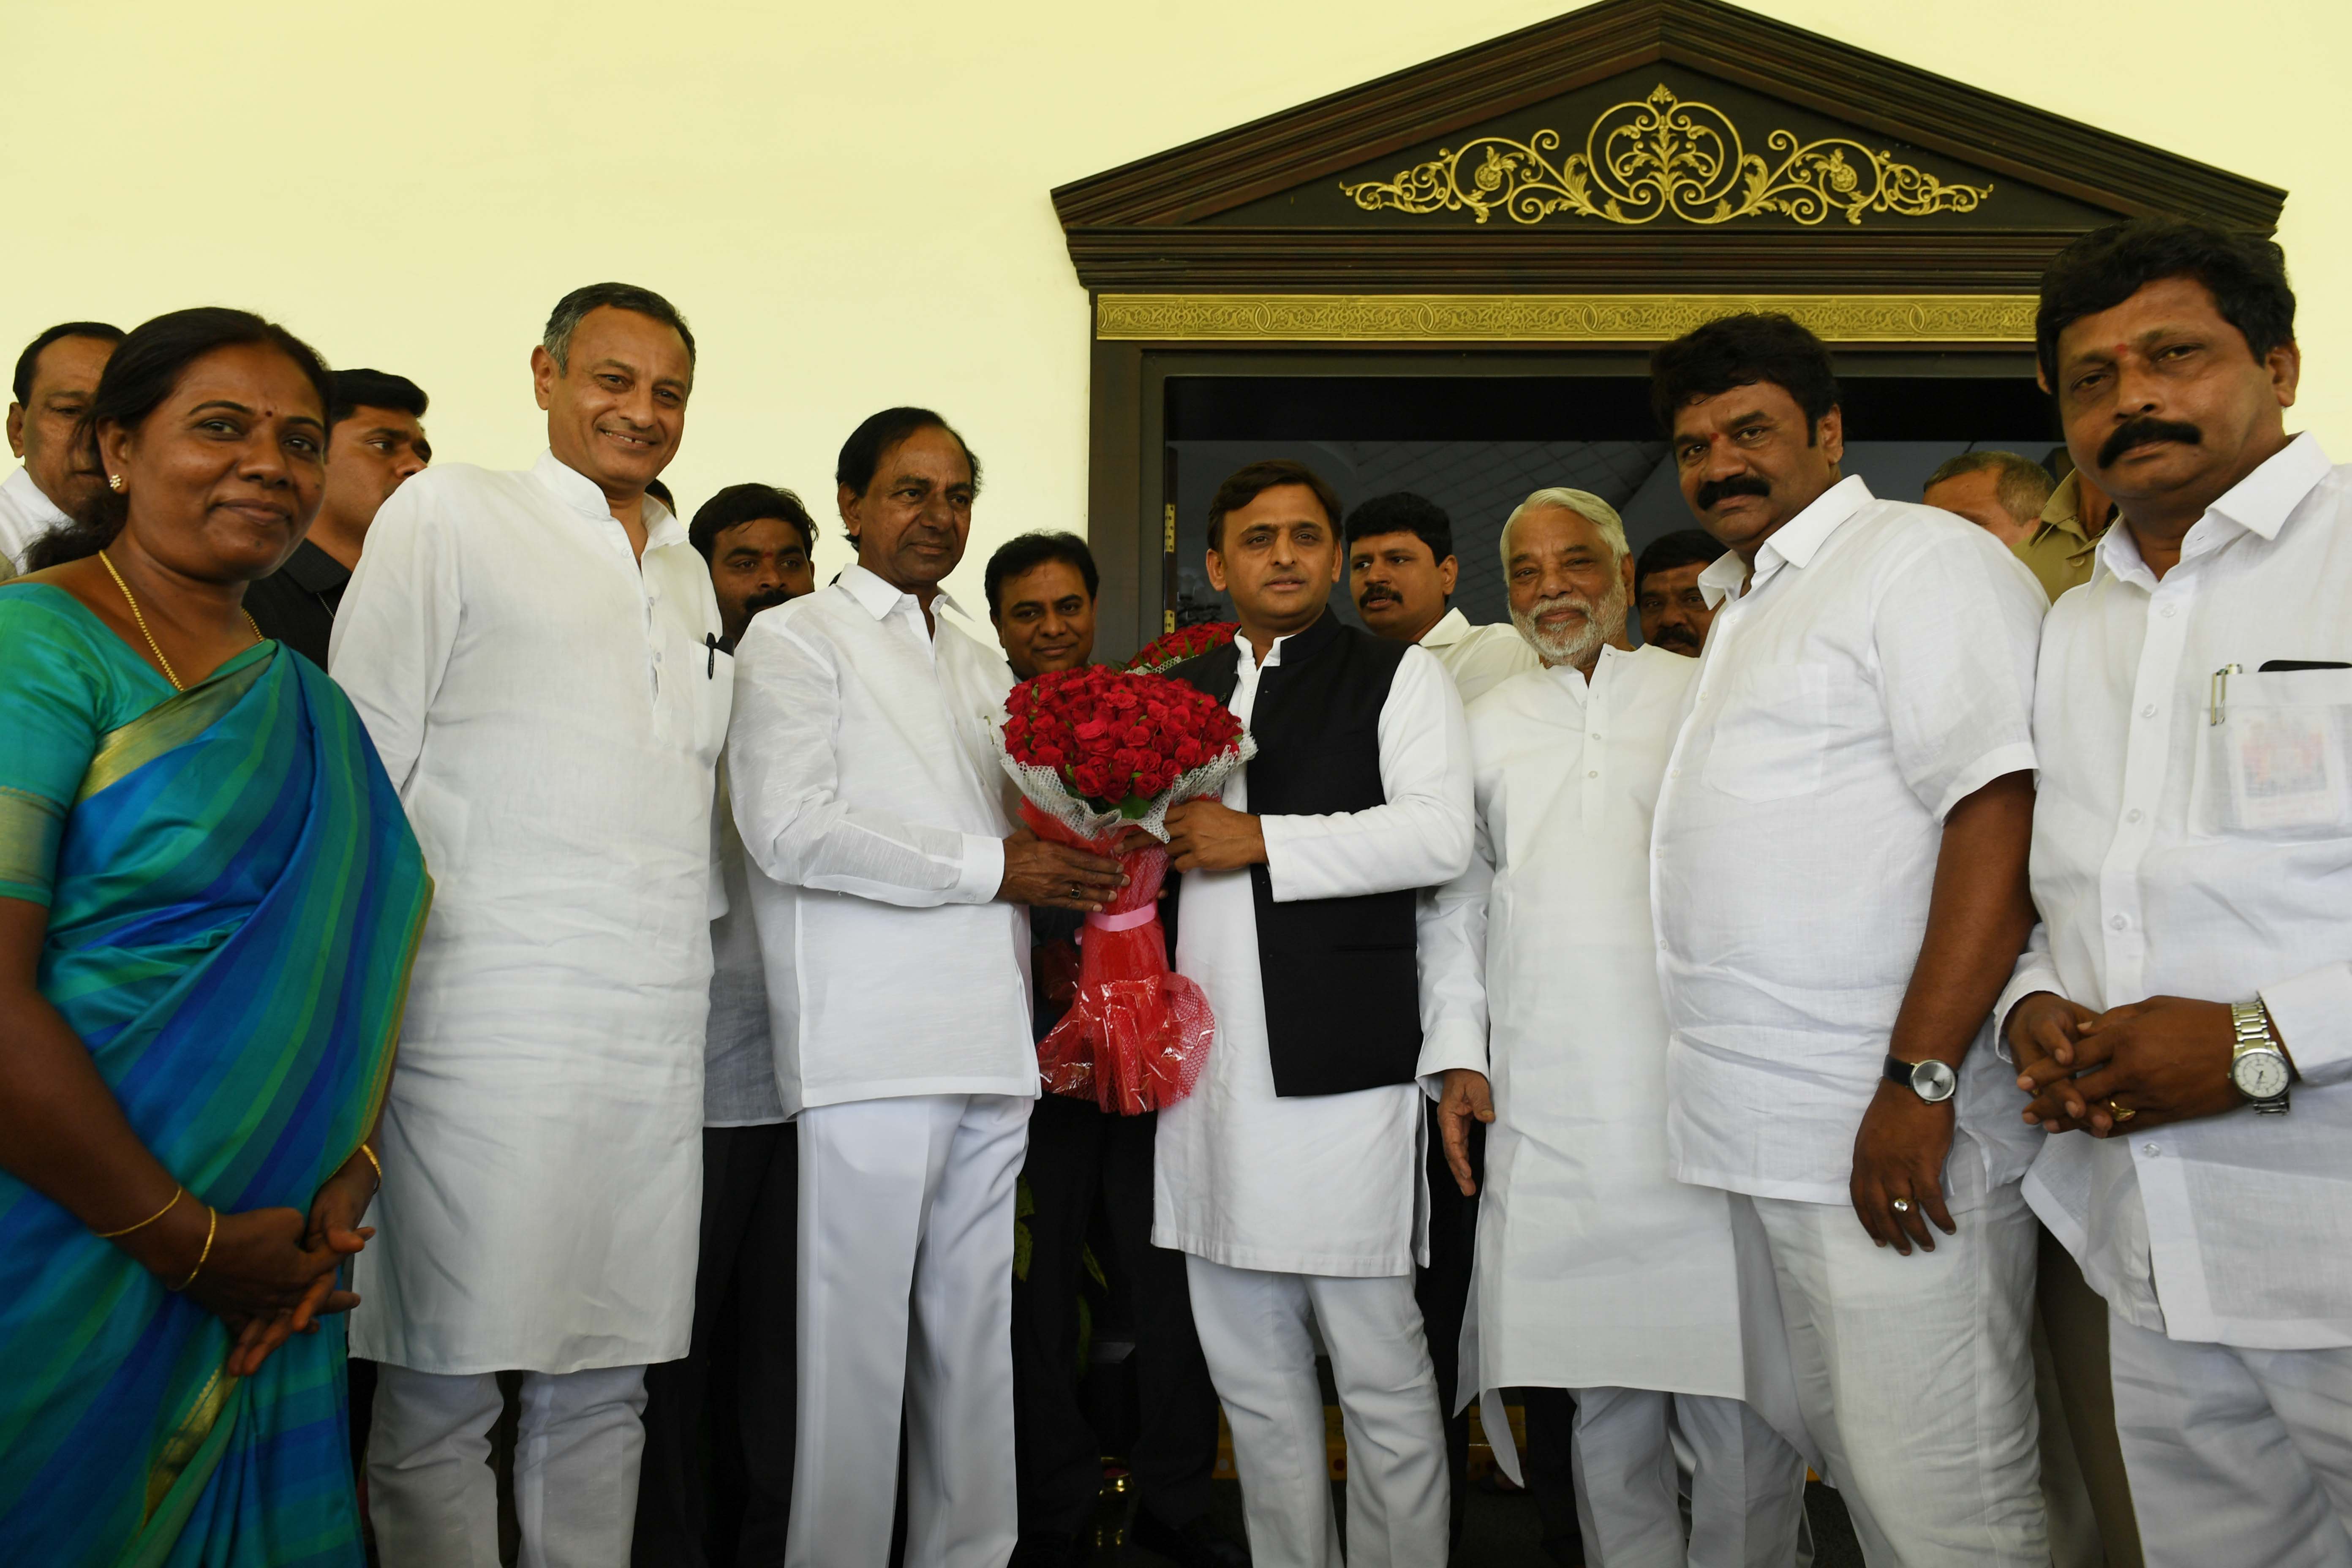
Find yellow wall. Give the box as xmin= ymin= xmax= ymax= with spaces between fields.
xmin=4 ymin=0 xmax=2343 ymax=610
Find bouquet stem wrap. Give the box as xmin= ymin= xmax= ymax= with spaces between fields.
xmin=1023 ymin=801 xmax=1213 ymax=1115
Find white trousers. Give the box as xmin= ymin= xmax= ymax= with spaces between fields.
xmin=368 ymin=1362 xmax=650 ymax=1568
xmin=1745 ymin=1182 xmax=2046 ymax=1568
xmin=1185 ymin=1256 xmax=1449 ymax=1568
xmin=788 ymin=1092 xmax=1028 ymax=1568
xmin=1569 ymin=1386 xmax=1807 ymax=1568
xmin=2109 ymin=1310 xmax=2352 ymax=1568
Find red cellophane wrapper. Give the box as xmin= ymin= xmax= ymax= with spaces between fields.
xmin=1023 ymin=800 xmax=1213 ymax=1115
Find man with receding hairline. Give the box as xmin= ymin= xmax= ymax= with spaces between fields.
xmin=1922 ymin=449 xmax=2055 ymax=554
xmin=334 ymin=282 xmax=724 ymax=1568
xmin=3 ymin=321 xmax=123 ymax=577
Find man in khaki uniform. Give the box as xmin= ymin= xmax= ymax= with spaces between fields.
xmin=2013 ymin=463 xmax=2114 ymax=601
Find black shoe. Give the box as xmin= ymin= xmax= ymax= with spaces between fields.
xmin=1012 ymin=1533 xmax=1092 ymax=1568
xmin=1130 ymin=1510 xmax=1251 ymax=1568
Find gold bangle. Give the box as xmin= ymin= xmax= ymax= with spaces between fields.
xmin=172 ymin=1206 xmax=217 ymax=1292
xmin=357 ymin=1143 xmax=382 ymax=1190
xmin=95 ymin=1184 xmax=184 ymax=1239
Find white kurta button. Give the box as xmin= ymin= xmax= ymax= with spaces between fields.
xmin=2126 ymin=808 xmax=2143 ymax=824
xmin=2110 ymin=914 xmax=2129 ymax=930
xmin=1587 ymin=769 xmax=1599 ymax=779
xmin=2160 ymin=604 xmax=2176 ymax=617
xmin=2143 ymin=1143 xmax=2161 ymax=1156
xmin=2142 ymin=704 xmax=2159 ymax=719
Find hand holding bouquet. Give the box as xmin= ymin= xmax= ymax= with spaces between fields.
xmin=999 ymin=665 xmax=1254 ymax=1113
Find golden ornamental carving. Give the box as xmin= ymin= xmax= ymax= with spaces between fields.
xmin=1339 ymin=84 xmax=1991 ymax=227
xmin=1094 ymin=293 xmax=2036 ymax=344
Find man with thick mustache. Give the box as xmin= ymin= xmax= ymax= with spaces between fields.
xmin=1648 ymin=313 xmax=2052 ymax=1564
xmin=2001 ymin=219 xmax=2352 ymax=1567
xmin=1427 ymin=487 xmax=1815 ymax=1567
xmin=1158 ymin=459 xmax=1473 ymax=1568
xmin=332 ymin=283 xmax=727 ymax=1568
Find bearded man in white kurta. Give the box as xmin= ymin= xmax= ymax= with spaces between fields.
xmin=1159 ymin=460 xmax=1473 ymax=1568
xmin=1424 ymin=491 xmax=1812 ymax=1568
xmin=331 ymin=285 xmax=726 ymax=1568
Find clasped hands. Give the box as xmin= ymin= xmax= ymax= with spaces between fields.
xmin=2007 ymin=991 xmax=2247 ymax=1138
xmin=119 ymin=1148 xmax=380 ymax=1377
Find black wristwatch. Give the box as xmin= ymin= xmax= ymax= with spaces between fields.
xmin=1884 ymin=1054 xmax=1957 ymax=1103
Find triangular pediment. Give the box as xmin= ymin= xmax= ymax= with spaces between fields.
xmin=1054 ymin=0 xmax=2281 ymax=293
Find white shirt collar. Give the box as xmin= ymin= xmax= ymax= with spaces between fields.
xmin=838 ymin=561 xmax=968 ymax=626
xmin=1418 ymin=606 xmax=1472 ymax=648
xmin=1695 ymin=474 xmax=1872 ymax=608
xmin=2091 ymin=431 xmax=2332 ymax=590
xmin=528 ymin=449 xmax=687 ymax=550
xmin=1 ymin=465 xmax=69 ymax=526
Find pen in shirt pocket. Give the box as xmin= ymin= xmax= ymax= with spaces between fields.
xmin=706 ymin=633 xmax=720 ymax=678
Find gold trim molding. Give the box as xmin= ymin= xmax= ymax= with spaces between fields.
xmin=1095 ymin=294 xmax=2035 ymax=343
xmin=1341 ymin=84 xmax=1990 ymax=228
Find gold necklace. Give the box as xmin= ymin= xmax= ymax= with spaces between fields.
xmin=97 ymin=549 xmax=262 ymax=693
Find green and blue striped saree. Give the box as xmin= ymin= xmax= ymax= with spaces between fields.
xmin=0 ymin=583 xmax=430 ymax=1567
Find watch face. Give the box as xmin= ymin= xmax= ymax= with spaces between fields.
xmin=2235 ymin=1051 xmax=2292 ymax=1101
xmin=1912 ymin=1060 xmax=1958 ymax=1102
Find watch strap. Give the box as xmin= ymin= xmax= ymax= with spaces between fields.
xmin=2230 ymin=999 xmax=2292 ymax=1112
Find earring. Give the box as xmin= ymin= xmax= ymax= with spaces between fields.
xmin=107 ymin=474 xmax=124 ymax=492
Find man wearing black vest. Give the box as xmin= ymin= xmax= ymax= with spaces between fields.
xmin=1159 ymin=460 xmax=1474 ymax=1568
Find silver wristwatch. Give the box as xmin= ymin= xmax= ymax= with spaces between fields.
xmin=2229 ymin=999 xmax=2292 ymax=1114
xmin=1883 ymin=1054 xmax=1957 ymax=1103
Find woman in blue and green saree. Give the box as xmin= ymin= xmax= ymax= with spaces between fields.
xmin=0 ymin=308 xmax=430 ymax=1566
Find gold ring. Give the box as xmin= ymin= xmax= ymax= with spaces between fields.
xmin=2108 ymin=1100 xmax=2137 ymax=1124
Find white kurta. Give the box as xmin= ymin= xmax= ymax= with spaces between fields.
xmin=0 ymin=466 xmax=70 ymax=577
xmin=332 ymin=451 xmax=727 ymax=1374
xmin=725 ymin=566 xmax=1031 ymax=1113
xmin=1417 ymin=607 xmax=1540 ymax=705
xmin=1422 ymin=644 xmax=1776 ymax=1401
xmin=1154 ymin=629 xmax=1473 ymax=1277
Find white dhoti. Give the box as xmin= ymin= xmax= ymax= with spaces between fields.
xmin=1185 ymin=1257 xmax=1448 ymax=1568
xmin=788 ymin=1092 xmax=1028 ymax=1568
xmin=1568 ymin=1386 xmax=1807 ymax=1568
xmin=1744 ymin=1178 xmax=2047 ymax=1567
xmin=368 ymin=1363 xmax=651 ymax=1568
xmin=2108 ymin=1312 xmax=2352 ymax=1568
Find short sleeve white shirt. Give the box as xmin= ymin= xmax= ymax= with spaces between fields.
xmin=1652 ymin=476 xmax=2045 ymax=1204
xmin=1998 ymin=434 xmax=2352 ymax=1350
xmin=0 ymin=467 xmax=70 ymax=577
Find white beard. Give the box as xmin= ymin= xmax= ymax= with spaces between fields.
xmin=1511 ymin=572 xmax=1629 ymax=670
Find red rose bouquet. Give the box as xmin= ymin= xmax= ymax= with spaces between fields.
xmin=999 ymin=665 xmax=1254 ymax=1113
xmin=1123 ymin=621 xmax=1237 ymax=675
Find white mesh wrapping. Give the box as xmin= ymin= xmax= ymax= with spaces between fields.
xmin=996 ymin=730 xmax=1257 ymax=843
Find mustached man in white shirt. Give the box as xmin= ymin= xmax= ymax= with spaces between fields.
xmin=1425 ymin=487 xmax=1813 ymax=1568
xmin=727 ymin=408 xmax=1127 ymax=1568
xmin=332 ymin=283 xmax=726 ymax=1568
xmin=1649 ymin=313 xmax=2052 ymax=1565
xmin=1156 ymin=460 xmax=1474 ymax=1568
xmin=3 ymin=322 xmax=123 ymax=577
xmin=2002 ymin=219 xmax=2352 ymax=1568
xmin=1347 ymin=490 xmax=1539 ymax=707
